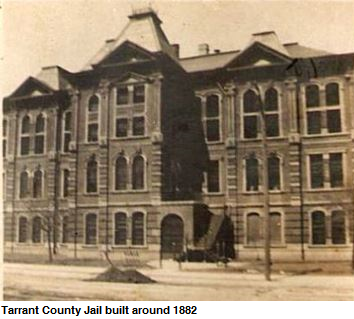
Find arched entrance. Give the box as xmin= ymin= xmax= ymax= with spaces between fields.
xmin=161 ymin=214 xmax=184 ymax=259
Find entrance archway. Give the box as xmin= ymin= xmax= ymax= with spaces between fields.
xmin=161 ymin=214 xmax=184 ymax=259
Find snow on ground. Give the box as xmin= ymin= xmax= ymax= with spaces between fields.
xmin=3 ymin=262 xmax=354 ymax=301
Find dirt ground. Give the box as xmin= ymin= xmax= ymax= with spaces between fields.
xmin=3 ymin=261 xmax=354 ymax=301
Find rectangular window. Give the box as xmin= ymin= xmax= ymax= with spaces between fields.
xmin=206 ymin=119 xmax=220 ymax=141
xmin=265 ymin=114 xmax=279 ymax=137
xmin=3 ymin=140 xmax=6 ymax=157
xmin=246 ymin=158 xmax=259 ymax=191
xmin=20 ymin=137 xmax=30 ymax=155
xmin=88 ymin=123 xmax=98 ymax=142
xmin=270 ymin=213 xmax=282 ymax=245
xmin=331 ymin=211 xmax=346 ymax=244
xmin=63 ymin=133 xmax=71 ymax=153
xmin=116 ymin=118 xmax=128 ymax=137
xmin=329 ymin=153 xmax=343 ymax=188
xmin=132 ymin=117 xmax=145 ymax=136
xmin=307 ymin=111 xmax=321 ymax=134
xmin=117 ymin=87 xmax=129 ymax=105
xmin=207 ymin=160 xmax=220 ymax=193
xmin=310 ymin=154 xmax=324 ymax=188
xmin=133 ymin=85 xmax=145 ymax=104
xmin=327 ymin=110 xmax=341 ymax=133
xmin=34 ymin=135 xmax=44 ymax=154
xmin=244 ymin=116 xmax=258 ymax=139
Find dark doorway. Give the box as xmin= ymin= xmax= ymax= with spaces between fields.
xmin=161 ymin=214 xmax=184 ymax=259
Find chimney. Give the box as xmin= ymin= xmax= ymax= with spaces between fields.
xmin=172 ymin=44 xmax=180 ymax=58
xmin=198 ymin=43 xmax=209 ymax=55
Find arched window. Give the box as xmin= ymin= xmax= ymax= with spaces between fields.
xmin=62 ymin=169 xmax=70 ymax=197
xmin=270 ymin=212 xmax=282 ymax=244
xmin=85 ymin=213 xmax=97 ymax=245
xmin=245 ymin=155 xmax=259 ymax=191
xmin=33 ymin=169 xmax=43 ymax=198
xmin=205 ymin=95 xmax=220 ymax=141
xmin=325 ymin=83 xmax=339 ymax=106
xmin=243 ymin=90 xmax=259 ymax=139
xmin=88 ymin=95 xmax=99 ymax=112
xmin=115 ymin=156 xmax=128 ymax=190
xmin=63 ymin=111 xmax=72 ymax=153
xmin=268 ymin=154 xmax=281 ymax=190
xmin=20 ymin=115 xmax=30 ymax=155
xmin=132 ymin=212 xmax=145 ymax=245
xmin=311 ymin=211 xmax=326 ymax=245
xmin=331 ymin=211 xmax=345 ymax=244
xmin=62 ymin=215 xmax=70 ymax=243
xmin=34 ymin=114 xmax=45 ymax=154
xmin=18 ymin=216 xmax=28 ymax=243
xmin=86 ymin=157 xmax=97 ymax=193
xmin=32 ymin=216 xmax=42 ymax=243
xmin=306 ymin=85 xmax=320 ymax=107
xmin=87 ymin=95 xmax=99 ymax=142
xmin=19 ymin=171 xmax=29 ymax=198
xmin=264 ymin=88 xmax=280 ymax=137
xmin=246 ymin=213 xmax=261 ymax=245
xmin=132 ymin=155 xmax=144 ymax=190
xmin=114 ymin=212 xmax=127 ymax=245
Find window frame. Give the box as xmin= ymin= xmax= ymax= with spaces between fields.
xmin=3 ymin=117 xmax=8 ymax=158
xmin=62 ymin=111 xmax=72 ymax=153
xmin=33 ymin=168 xmax=43 ymax=198
xmin=85 ymin=156 xmax=99 ymax=194
xmin=132 ymin=155 xmax=146 ymax=191
xmin=34 ymin=113 xmax=46 ymax=155
xmin=244 ymin=155 xmax=260 ymax=193
xmin=32 ymin=215 xmax=42 ymax=244
xmin=18 ymin=215 xmax=28 ymax=243
xmin=86 ymin=94 xmax=100 ymax=144
xmin=131 ymin=211 xmax=146 ymax=247
xmin=20 ymin=115 xmax=31 ymax=156
xmin=200 ymin=93 xmax=222 ymax=143
xmin=113 ymin=211 xmax=128 ymax=246
xmin=114 ymin=156 xmax=129 ymax=191
xmin=84 ymin=212 xmax=98 ymax=246
xmin=206 ymin=159 xmax=222 ymax=194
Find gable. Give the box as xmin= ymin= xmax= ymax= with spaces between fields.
xmin=93 ymin=41 xmax=155 ymax=67
xmin=112 ymin=72 xmax=152 ymax=86
xmin=227 ymin=42 xmax=291 ymax=69
xmin=9 ymin=77 xmax=54 ymax=98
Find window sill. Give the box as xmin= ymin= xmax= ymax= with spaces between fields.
xmin=308 ymin=244 xmax=350 ymax=248
xmin=205 ymin=140 xmax=224 ymax=145
xmin=81 ymin=245 xmax=99 ymax=249
xmin=244 ymin=244 xmax=287 ymax=249
xmin=241 ymin=136 xmax=285 ymax=141
xmin=203 ymin=192 xmax=225 ymax=196
xmin=111 ymin=136 xmax=149 ymax=141
xmin=303 ymin=132 xmax=348 ymax=138
xmin=112 ymin=245 xmax=148 ymax=249
xmin=111 ymin=189 xmax=149 ymax=194
xmin=306 ymin=187 xmax=347 ymax=192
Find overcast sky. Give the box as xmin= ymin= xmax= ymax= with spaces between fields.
xmin=1 ymin=0 xmax=354 ymax=96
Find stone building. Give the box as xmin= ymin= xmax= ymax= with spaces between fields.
xmin=3 ymin=9 xmax=354 ymax=262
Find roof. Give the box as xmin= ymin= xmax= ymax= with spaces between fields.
xmin=180 ymin=51 xmax=239 ymax=72
xmin=284 ymin=43 xmax=331 ymax=58
xmin=251 ymin=31 xmax=289 ymax=57
xmin=36 ymin=66 xmax=72 ymax=90
xmin=83 ymin=8 xmax=177 ymax=70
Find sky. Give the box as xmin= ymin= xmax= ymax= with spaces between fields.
xmin=1 ymin=0 xmax=354 ymax=97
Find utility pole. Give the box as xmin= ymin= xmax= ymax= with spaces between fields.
xmin=254 ymin=83 xmax=271 ymax=281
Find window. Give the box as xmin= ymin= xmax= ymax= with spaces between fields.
xmin=87 ymin=123 xmax=98 ymax=142
xmin=133 ymin=85 xmax=145 ymax=104
xmin=306 ymin=83 xmax=342 ymax=134
xmin=246 ymin=213 xmax=261 ymax=245
xmin=20 ymin=115 xmax=30 ymax=155
xmin=32 ymin=216 xmax=41 ymax=243
xmin=270 ymin=212 xmax=282 ymax=244
xmin=205 ymin=95 xmax=220 ymax=141
xmin=33 ymin=169 xmax=43 ymax=198
xmin=18 ymin=217 xmax=28 ymax=243
xmin=114 ymin=212 xmax=127 ymax=245
xmin=132 ymin=212 xmax=144 ymax=245
xmin=245 ymin=156 xmax=259 ymax=191
xmin=117 ymin=87 xmax=129 ymax=105
xmin=115 ymin=156 xmax=128 ymax=190
xmin=325 ymin=83 xmax=339 ymax=106
xmin=88 ymin=95 xmax=99 ymax=112
xmin=132 ymin=117 xmax=145 ymax=136
xmin=264 ymin=88 xmax=279 ymax=137
xmin=34 ymin=114 xmax=45 ymax=154
xmin=87 ymin=95 xmax=99 ymax=142
xmin=243 ymin=90 xmax=258 ymax=139
xmin=331 ymin=211 xmax=345 ymax=244
xmin=268 ymin=154 xmax=281 ymax=190
xmin=86 ymin=157 xmax=98 ymax=193
xmin=306 ymin=85 xmax=320 ymax=108
xmin=311 ymin=211 xmax=326 ymax=245
xmin=309 ymin=154 xmax=324 ymax=189
xmin=62 ymin=215 xmax=70 ymax=243
xmin=132 ymin=155 xmax=144 ymax=190
xmin=329 ymin=153 xmax=343 ymax=188
xmin=62 ymin=169 xmax=70 ymax=197
xmin=116 ymin=118 xmax=128 ymax=137
xmin=85 ymin=213 xmax=97 ymax=245
xmin=19 ymin=171 xmax=29 ymax=198
xmin=63 ymin=111 xmax=71 ymax=152
xmin=3 ymin=119 xmax=7 ymax=157
xmin=207 ymin=160 xmax=220 ymax=193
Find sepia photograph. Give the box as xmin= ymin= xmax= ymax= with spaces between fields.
xmin=1 ymin=0 xmax=354 ymax=301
